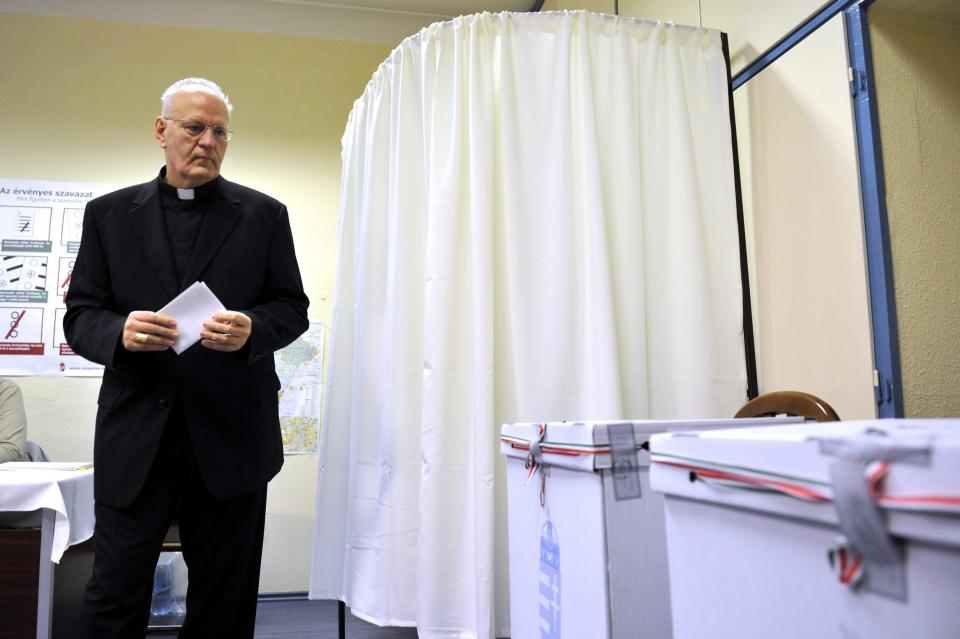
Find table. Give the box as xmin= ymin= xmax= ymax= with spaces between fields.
xmin=0 ymin=462 xmax=95 ymax=639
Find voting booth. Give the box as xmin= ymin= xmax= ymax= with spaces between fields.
xmin=650 ymin=419 xmax=960 ymax=639
xmin=500 ymin=417 xmax=802 ymax=639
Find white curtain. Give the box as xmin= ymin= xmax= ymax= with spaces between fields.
xmin=310 ymin=11 xmax=746 ymax=638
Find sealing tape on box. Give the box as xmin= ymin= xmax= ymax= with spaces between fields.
xmin=817 ymin=431 xmax=932 ymax=601
xmin=607 ymin=422 xmax=641 ymax=501
xmin=829 ymin=460 xmax=906 ymax=600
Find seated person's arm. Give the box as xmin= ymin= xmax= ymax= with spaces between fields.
xmin=0 ymin=378 xmax=26 ymax=463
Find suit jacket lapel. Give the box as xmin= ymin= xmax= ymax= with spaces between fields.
xmin=128 ymin=182 xmax=180 ymax=299
xmin=181 ymin=184 xmax=241 ymax=289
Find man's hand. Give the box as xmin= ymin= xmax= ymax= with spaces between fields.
xmin=123 ymin=311 xmax=178 ymax=351
xmin=200 ymin=311 xmax=252 ymax=352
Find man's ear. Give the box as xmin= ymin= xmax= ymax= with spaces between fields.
xmin=155 ymin=116 xmax=167 ymax=148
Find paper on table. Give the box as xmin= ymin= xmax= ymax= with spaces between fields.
xmin=158 ymin=281 xmax=226 ymax=354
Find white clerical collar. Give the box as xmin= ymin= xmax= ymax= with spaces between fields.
xmin=176 ymin=188 xmax=195 ymax=200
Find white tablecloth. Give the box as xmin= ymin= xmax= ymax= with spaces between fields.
xmin=0 ymin=462 xmax=95 ymax=562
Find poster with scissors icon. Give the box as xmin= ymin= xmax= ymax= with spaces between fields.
xmin=0 ymin=178 xmax=116 ymax=376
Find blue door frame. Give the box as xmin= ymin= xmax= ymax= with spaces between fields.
xmin=843 ymin=2 xmax=903 ymax=417
xmin=731 ymin=0 xmax=903 ymax=417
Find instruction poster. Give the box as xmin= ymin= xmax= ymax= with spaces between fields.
xmin=0 ymin=178 xmax=117 ymax=377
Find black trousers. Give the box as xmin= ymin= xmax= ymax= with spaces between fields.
xmin=80 ymin=408 xmax=268 ymax=638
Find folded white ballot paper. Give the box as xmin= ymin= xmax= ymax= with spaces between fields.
xmin=158 ymin=281 xmax=226 ymax=354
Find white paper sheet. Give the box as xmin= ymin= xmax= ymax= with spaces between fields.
xmin=158 ymin=281 xmax=226 ymax=354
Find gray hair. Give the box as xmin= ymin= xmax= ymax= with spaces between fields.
xmin=160 ymin=77 xmax=233 ymax=116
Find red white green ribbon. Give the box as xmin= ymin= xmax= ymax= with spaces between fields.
xmin=651 ymin=454 xmax=960 ymax=513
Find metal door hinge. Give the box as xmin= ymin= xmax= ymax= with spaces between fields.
xmin=849 ymin=67 xmax=868 ymax=97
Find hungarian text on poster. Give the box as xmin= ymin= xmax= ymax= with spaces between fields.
xmin=0 ymin=178 xmax=117 ymax=377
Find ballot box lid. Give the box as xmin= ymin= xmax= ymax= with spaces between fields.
xmin=650 ymin=419 xmax=960 ymax=546
xmin=499 ymin=417 xmax=803 ymax=473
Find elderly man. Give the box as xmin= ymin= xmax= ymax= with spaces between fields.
xmin=64 ymin=77 xmax=309 ymax=638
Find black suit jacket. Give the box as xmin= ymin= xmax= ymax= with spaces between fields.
xmin=64 ymin=175 xmax=309 ymax=508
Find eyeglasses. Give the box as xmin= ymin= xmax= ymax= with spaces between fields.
xmin=164 ymin=117 xmax=233 ymax=142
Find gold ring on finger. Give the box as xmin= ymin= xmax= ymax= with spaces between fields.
xmin=134 ymin=332 xmax=149 ymax=344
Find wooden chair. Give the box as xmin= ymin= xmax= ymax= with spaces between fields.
xmin=735 ymin=390 xmax=840 ymax=422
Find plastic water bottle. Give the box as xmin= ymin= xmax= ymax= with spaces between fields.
xmin=150 ymin=554 xmax=175 ymax=616
xmin=170 ymin=552 xmax=187 ymax=616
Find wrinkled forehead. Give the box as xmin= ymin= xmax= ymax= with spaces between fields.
xmin=168 ymin=91 xmax=230 ymax=122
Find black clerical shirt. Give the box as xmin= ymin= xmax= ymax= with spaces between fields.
xmin=158 ymin=168 xmax=218 ymax=288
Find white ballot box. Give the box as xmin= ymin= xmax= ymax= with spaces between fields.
xmin=500 ymin=417 xmax=802 ymax=639
xmin=649 ymin=419 xmax=960 ymax=639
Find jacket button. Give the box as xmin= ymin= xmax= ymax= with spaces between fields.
xmin=158 ymin=399 xmax=169 ymax=409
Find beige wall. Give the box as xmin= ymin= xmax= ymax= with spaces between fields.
xmin=541 ymin=0 xmax=614 ymax=13
xmin=0 ymin=12 xmax=392 ymax=592
xmin=620 ymin=0 xmax=699 ymax=23
xmin=703 ymin=1 xmax=833 ymax=74
xmin=871 ymin=10 xmax=960 ymax=416
xmin=732 ymin=17 xmax=875 ymax=419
